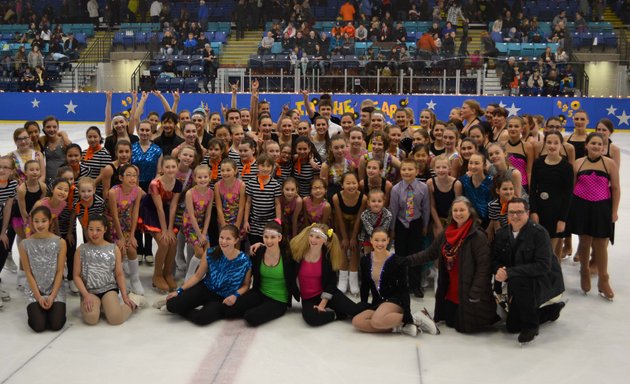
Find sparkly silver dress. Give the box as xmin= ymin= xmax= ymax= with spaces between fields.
xmin=80 ymin=243 xmax=118 ymax=295
xmin=23 ymin=236 xmax=66 ymax=304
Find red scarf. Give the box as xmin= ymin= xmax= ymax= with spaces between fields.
xmin=75 ymin=197 xmax=93 ymax=228
xmin=83 ymin=144 xmax=102 ymax=161
xmin=241 ymin=159 xmax=253 ymax=176
xmin=210 ymin=160 xmax=220 ymax=180
xmin=258 ymin=175 xmax=270 ymax=190
xmin=295 ymin=157 xmax=307 ymax=175
xmin=441 ymin=218 xmax=473 ymax=270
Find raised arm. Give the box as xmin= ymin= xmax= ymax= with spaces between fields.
xmin=104 ymin=90 xmax=113 ymax=136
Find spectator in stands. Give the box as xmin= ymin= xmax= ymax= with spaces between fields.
xmin=271 ymin=23 xmax=283 ymax=39
xmin=382 ymin=11 xmax=395 ymax=29
xmin=235 ymin=0 xmax=247 ymax=41
xmin=408 ymin=4 xmax=421 ymax=21
xmin=503 ymin=10 xmax=516 ymax=31
xmin=543 ymin=69 xmax=560 ymax=96
xmin=447 ymin=1 xmax=468 ymax=28
xmin=183 ymin=32 xmax=198 ymax=55
xmin=396 ymin=45 xmax=412 ymax=74
xmin=196 ymin=32 xmax=209 ymax=53
xmin=189 ymin=22 xmax=202 ymax=38
xmin=559 ymin=70 xmax=575 ymax=96
xmin=320 ymin=32 xmax=331 ymax=53
xmin=356 ymin=23 xmax=368 ymax=41
xmin=592 ymin=0 xmax=605 ymax=21
xmin=431 ymin=3 xmax=442 ymax=23
xmin=343 ymin=21 xmax=356 ymax=38
xmin=25 ymin=22 xmax=37 ymax=41
xmin=527 ymin=68 xmax=544 ymax=96
xmin=304 ymin=31 xmax=318 ymax=55
xmin=27 ymin=45 xmax=44 ymax=69
xmin=417 ymin=31 xmax=438 ymax=53
xmin=312 ymin=43 xmax=328 ymax=74
xmin=555 ymin=47 xmax=568 ymax=63
xmin=541 ymin=46 xmax=554 ymax=64
xmin=259 ymin=31 xmax=274 ymax=55
xmin=369 ymin=18 xmax=381 ymax=41
xmin=428 ymin=22 xmax=441 ymax=36
xmin=202 ymin=43 xmax=218 ymax=93
xmin=443 ymin=31 xmax=456 ymax=55
xmin=284 ymin=22 xmax=297 ymax=38
xmin=575 ymin=11 xmax=588 ymax=33
xmin=378 ymin=23 xmax=393 ymax=42
xmin=34 ymin=65 xmax=50 ymax=91
xmin=552 ymin=10 xmax=567 ymax=29
xmin=161 ymin=30 xmax=177 ymax=55
xmin=340 ymin=0 xmax=356 ymax=22
xmin=198 ymin=0 xmax=209 ymax=31
xmin=500 ymin=56 xmax=517 ymax=91
xmin=14 ymin=46 xmax=27 ymax=73
xmin=21 ymin=67 xmax=35 ymax=90
xmin=480 ymin=30 xmax=497 ymax=58
xmin=40 ymin=25 xmax=52 ymax=43
xmin=332 ymin=21 xmax=344 ymax=38
xmin=393 ymin=22 xmax=407 ymax=43
xmin=87 ymin=0 xmax=99 ymax=26
xmin=281 ymin=32 xmax=296 ymax=52
xmin=442 ymin=21 xmax=456 ymax=38
xmin=549 ymin=22 xmax=565 ymax=48
xmin=341 ymin=32 xmax=355 ymax=55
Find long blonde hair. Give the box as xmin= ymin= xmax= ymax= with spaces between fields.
xmin=290 ymin=223 xmax=344 ymax=271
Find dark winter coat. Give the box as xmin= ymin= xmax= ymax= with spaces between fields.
xmin=408 ymin=225 xmax=498 ymax=333
xmin=492 ymin=220 xmax=565 ymax=307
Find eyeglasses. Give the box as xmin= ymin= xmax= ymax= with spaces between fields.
xmin=507 ymin=210 xmax=526 ymax=216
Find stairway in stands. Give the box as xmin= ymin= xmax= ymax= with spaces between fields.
xmin=220 ymin=31 xmax=261 ymax=68
xmin=602 ymin=6 xmax=627 ymax=59
xmin=54 ymin=31 xmax=114 ymax=91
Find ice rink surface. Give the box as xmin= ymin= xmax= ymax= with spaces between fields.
xmin=0 ymin=122 xmax=629 ymax=384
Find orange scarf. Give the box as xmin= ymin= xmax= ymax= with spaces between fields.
xmin=295 ymin=157 xmax=307 ymax=175
xmin=258 ymin=175 xmax=270 ymax=190
xmin=83 ymin=144 xmax=102 ymax=161
xmin=210 ymin=160 xmax=220 ymax=180
xmin=241 ymin=159 xmax=253 ymax=176
xmin=500 ymin=201 xmax=508 ymax=215
xmin=75 ymin=197 xmax=93 ymax=227
xmin=66 ymin=185 xmax=76 ymax=208
xmin=70 ymin=162 xmax=80 ymax=175
xmin=275 ymin=161 xmax=284 ymax=177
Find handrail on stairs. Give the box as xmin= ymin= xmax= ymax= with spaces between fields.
xmin=71 ymin=34 xmax=112 ymax=91
xmin=131 ymin=51 xmax=153 ymax=91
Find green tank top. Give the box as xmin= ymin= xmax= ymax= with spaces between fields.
xmin=260 ymin=258 xmax=289 ymax=303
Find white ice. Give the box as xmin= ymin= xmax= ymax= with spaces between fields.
xmin=0 ymin=122 xmax=629 ymax=384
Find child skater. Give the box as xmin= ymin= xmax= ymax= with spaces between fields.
xmin=70 ymin=177 xmax=106 ymax=241
xmin=359 ymin=189 xmax=392 ymax=254
xmin=276 ymin=143 xmax=293 ymax=182
xmin=19 ymin=206 xmax=67 ymax=332
xmin=302 ymin=178 xmax=331 ymax=228
xmin=140 ymin=156 xmax=182 ymax=292
xmin=244 ymin=154 xmax=282 ymax=246
xmin=410 ymin=144 xmax=434 ymax=183
xmin=358 ymin=132 xmax=400 ymax=184
xmin=73 ymin=215 xmax=144 ymax=325
xmin=14 ymin=160 xmax=46 ymax=242
xmin=204 ymin=138 xmax=225 ymax=189
xmin=292 ymin=136 xmax=323 ymax=197
xmin=487 ymin=175 xmax=515 ymax=241
xmin=352 ymin=228 xmax=437 ymax=336
xmin=290 ymin=223 xmax=364 ymax=326
xmin=97 ymin=140 xmax=133 ymax=202
xmin=0 ymin=157 xmax=17 ymax=302
xmin=279 ymin=177 xmax=303 ymax=239
xmin=359 ymin=158 xmax=393 ymax=207
xmin=165 ymin=224 xmax=252 ymax=326
xmin=427 ymin=155 xmax=462 ymax=235
xmin=389 ymin=158 xmax=430 ymax=298
xmin=183 ymin=165 xmax=214 ymax=281
xmin=460 ymin=152 xmax=493 ymax=229
xmin=237 ymin=137 xmax=259 ymax=185
xmin=224 ymin=220 xmax=300 ymax=326
xmin=107 ymin=164 xmax=145 ymax=295
xmin=320 ymin=134 xmax=355 ymax=202
xmin=215 ymin=159 xmax=246 ymax=230
xmin=332 ymin=172 xmax=367 ymax=295
xmin=173 ymin=145 xmax=197 ymax=280
xmin=32 ymin=178 xmax=69 ymax=238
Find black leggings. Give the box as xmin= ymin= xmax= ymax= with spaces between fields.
xmin=394 ymin=219 xmax=424 ymax=289
xmin=27 ymin=302 xmax=66 ymax=332
xmin=61 ymin=229 xmax=77 ymax=281
xmin=301 ymin=289 xmax=365 ymax=327
xmin=166 ymin=282 xmax=227 ymax=325
xmin=223 ymin=289 xmax=287 ymax=326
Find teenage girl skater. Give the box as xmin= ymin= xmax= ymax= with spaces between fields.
xmin=97 ymin=140 xmax=133 ymax=202
xmin=332 ymin=172 xmax=367 ymax=295
xmin=358 ymin=132 xmax=400 ymax=184
xmin=237 ymin=137 xmax=259 ymax=185
xmin=279 ymin=178 xmax=303 ymax=239
xmin=276 ymin=143 xmax=293 ymax=182
xmin=11 ymin=127 xmax=45 ymax=183
xmin=107 ymin=164 xmax=145 ymax=295
xmin=411 ymin=144 xmax=434 ymax=183
xmin=228 ymin=124 xmax=246 ymax=162
xmin=14 ymin=160 xmax=46 ymax=242
xmin=292 ymin=136 xmax=322 ymax=197
xmin=567 ymin=110 xmax=589 ymax=160
xmin=359 ymin=158 xmax=393 ymax=208
xmin=182 ymin=165 xmax=214 ymax=281
xmin=352 ymin=228 xmax=435 ymax=337
xmin=567 ymin=133 xmax=619 ymax=301
xmin=290 ymin=223 xmax=363 ymax=326
xmin=320 ymin=134 xmax=355 ymax=201
xmin=430 ymin=121 xmax=447 ymax=157
xmin=0 ymin=157 xmax=18 ymax=301
xmin=427 ymin=155 xmax=462 ymax=235
xmin=165 ymin=225 xmax=252 ymax=326
xmin=140 ymin=156 xmax=182 ymax=292
xmin=82 ymin=126 xmax=111 ymax=197
xmin=451 ymin=138 xmax=477 ymax=178
xmin=244 ymin=154 xmax=282 ymax=246
xmin=215 ymin=159 xmax=246 ymax=230
xmin=173 ymin=145 xmax=197 ymax=278
xmin=459 ymin=152 xmax=493 ymax=229
xmin=487 ymin=143 xmax=523 ymax=198
xmin=504 ymin=116 xmax=534 ymax=195
xmin=302 ymin=178 xmax=331 ymax=228
xmin=224 ymin=220 xmax=299 ymax=326
xmin=529 ymin=131 xmax=574 ymax=261
xmin=595 ymin=118 xmax=621 ymax=167
xmin=19 ymin=206 xmax=67 ymax=332
xmin=345 ymin=127 xmax=367 ymax=170
xmin=32 ymin=178 xmax=69 ymax=237
xmin=73 ymin=215 xmax=144 ymax=325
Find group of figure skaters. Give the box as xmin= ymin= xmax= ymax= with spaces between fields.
xmin=0 ymin=85 xmax=619 ymax=344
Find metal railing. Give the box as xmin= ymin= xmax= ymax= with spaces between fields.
xmin=131 ymin=51 xmax=152 ymax=91
xmin=71 ymin=34 xmax=111 ymax=91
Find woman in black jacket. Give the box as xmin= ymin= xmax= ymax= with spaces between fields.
xmin=403 ymin=196 xmax=499 ymax=334
xmin=352 ymin=228 xmax=437 ymax=336
xmin=224 ymin=221 xmax=299 ymax=326
xmin=290 ymin=223 xmax=364 ymax=326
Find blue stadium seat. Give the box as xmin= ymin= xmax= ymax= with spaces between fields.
xmin=184 ymin=77 xmax=201 ymax=92
xmin=604 ymin=32 xmax=618 ymax=48
xmin=190 ymin=65 xmax=204 ymax=77
xmin=213 ymin=32 xmax=227 ymax=43
xmin=170 ymin=77 xmax=185 ymax=91
xmin=271 ymin=42 xmax=283 ymax=54
xmin=149 ymin=64 xmax=163 ymax=77
xmin=177 ymin=65 xmax=191 ymax=76
xmin=113 ymin=32 xmax=124 ymax=47
xmin=262 ymin=55 xmax=276 ymax=69
xmin=507 ymin=43 xmax=521 ymax=56
xmin=521 ymin=43 xmax=534 ymax=57
xmin=155 ymin=77 xmax=171 ymax=92
xmin=249 ymin=54 xmax=263 ymax=69
xmin=190 ymin=55 xmax=203 ymax=65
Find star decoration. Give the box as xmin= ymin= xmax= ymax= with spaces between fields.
xmin=506 ymin=103 xmax=521 ymax=116
xmin=616 ymin=110 xmax=630 ymax=126
xmin=64 ymin=100 xmax=78 ymax=114
xmin=426 ymin=100 xmax=437 ymax=110
xmin=31 ymin=98 xmax=40 ymax=108
xmin=606 ymin=105 xmax=617 ymax=116
xmin=498 ymin=101 xmax=507 ymax=108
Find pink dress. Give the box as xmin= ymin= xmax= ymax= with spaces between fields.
xmin=217 ymin=179 xmax=243 ymax=226
xmin=37 ymin=198 xmax=67 ymax=236
xmin=279 ymin=196 xmax=302 ymax=238
xmin=302 ymin=197 xmax=327 ymax=228
xmin=107 ymin=185 xmax=140 ymax=242
xmin=182 ymin=187 xmax=214 ymax=246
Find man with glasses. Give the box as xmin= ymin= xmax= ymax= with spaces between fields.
xmin=492 ymin=198 xmax=565 ymax=344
